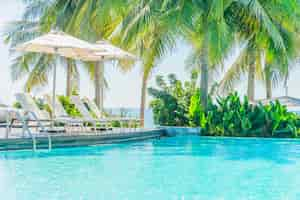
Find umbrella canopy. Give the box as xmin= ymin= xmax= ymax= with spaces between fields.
xmin=15 ymin=31 xmax=95 ymax=59
xmin=80 ymin=40 xmax=137 ymax=61
xmin=15 ymin=31 xmax=136 ymax=61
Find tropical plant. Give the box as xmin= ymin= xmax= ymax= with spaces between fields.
xmin=57 ymin=95 xmax=81 ymax=117
xmin=113 ymin=0 xmax=189 ymax=127
xmin=216 ymin=0 xmax=300 ymax=100
xmin=181 ymin=0 xmax=300 ymax=110
xmin=150 ymin=73 xmax=300 ymax=138
xmin=189 ymin=90 xmax=202 ymax=127
xmin=148 ymin=73 xmax=199 ymax=126
xmin=196 ymin=92 xmax=300 ymax=138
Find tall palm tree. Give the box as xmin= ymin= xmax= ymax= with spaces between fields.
xmin=216 ymin=0 xmax=300 ymax=100
xmin=179 ymin=1 xmax=236 ymax=110
xmin=116 ymin=0 xmax=190 ymax=126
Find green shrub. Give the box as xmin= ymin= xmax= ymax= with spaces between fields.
xmin=57 ymin=95 xmax=81 ymax=117
xmin=13 ymin=102 xmax=22 ymax=109
xmin=149 ymin=73 xmax=300 ymax=138
xmin=189 ymin=90 xmax=202 ymax=127
xmin=111 ymin=120 xmax=121 ymax=127
xmin=148 ymin=73 xmax=198 ymax=126
xmin=200 ymin=92 xmax=300 ymax=138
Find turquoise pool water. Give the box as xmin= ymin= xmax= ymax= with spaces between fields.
xmin=1 ymin=135 xmax=300 ymax=200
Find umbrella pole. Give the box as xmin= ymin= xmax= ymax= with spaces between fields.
xmin=52 ymin=64 xmax=57 ymax=128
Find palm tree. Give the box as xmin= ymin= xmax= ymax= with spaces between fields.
xmin=3 ymin=0 xmax=80 ymax=96
xmin=179 ymin=1 xmax=236 ymax=110
xmin=116 ymin=0 xmax=191 ymax=126
xmin=216 ymin=0 xmax=300 ymax=100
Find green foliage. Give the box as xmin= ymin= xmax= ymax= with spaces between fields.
xmin=111 ymin=121 xmax=121 ymax=128
xmin=149 ymin=73 xmax=199 ymax=126
xmin=13 ymin=97 xmax=50 ymax=113
xmin=200 ymin=92 xmax=300 ymax=138
xmin=57 ymin=95 xmax=81 ymax=117
xmin=13 ymin=102 xmax=22 ymax=109
xmin=189 ymin=90 xmax=202 ymax=127
xmin=150 ymin=73 xmax=300 ymax=138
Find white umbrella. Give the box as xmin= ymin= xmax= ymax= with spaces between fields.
xmin=15 ymin=31 xmax=96 ymax=121
xmin=15 ymin=31 xmax=137 ymax=119
xmin=81 ymin=40 xmax=137 ymax=61
xmin=15 ymin=31 xmax=95 ymax=58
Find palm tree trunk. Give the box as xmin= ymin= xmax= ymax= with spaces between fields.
xmin=247 ymin=62 xmax=255 ymax=101
xmin=266 ymin=78 xmax=272 ymax=99
xmin=265 ymin=66 xmax=272 ymax=99
xmin=66 ymin=59 xmax=72 ymax=96
xmin=200 ymin=43 xmax=209 ymax=111
xmin=140 ymin=72 xmax=148 ymax=128
xmin=200 ymin=63 xmax=209 ymax=111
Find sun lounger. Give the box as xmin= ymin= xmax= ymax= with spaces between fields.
xmin=43 ymin=94 xmax=87 ymax=131
xmin=82 ymin=97 xmax=139 ymax=128
xmin=43 ymin=95 xmax=85 ymax=121
xmin=70 ymin=95 xmax=111 ymax=131
xmin=15 ymin=93 xmax=84 ymax=133
xmin=15 ymin=93 xmax=51 ymax=132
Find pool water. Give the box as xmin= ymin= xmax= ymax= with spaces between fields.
xmin=1 ymin=135 xmax=300 ymax=200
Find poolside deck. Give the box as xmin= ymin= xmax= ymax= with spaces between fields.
xmin=0 ymin=128 xmax=166 ymax=151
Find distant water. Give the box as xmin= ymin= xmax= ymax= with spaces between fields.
xmin=105 ymin=108 xmax=155 ymax=128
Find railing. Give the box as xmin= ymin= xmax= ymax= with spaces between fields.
xmin=6 ymin=110 xmax=52 ymax=152
xmin=26 ymin=111 xmax=52 ymax=151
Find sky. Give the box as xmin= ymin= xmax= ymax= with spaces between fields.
xmin=0 ymin=0 xmax=300 ymax=108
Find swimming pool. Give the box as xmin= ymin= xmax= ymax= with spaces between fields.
xmin=1 ymin=135 xmax=300 ymax=200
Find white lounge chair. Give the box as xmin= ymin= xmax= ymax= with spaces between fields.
xmin=15 ymin=93 xmax=82 ymax=133
xmin=15 ymin=93 xmax=51 ymax=131
xmin=82 ymin=97 xmax=139 ymax=128
xmin=43 ymin=94 xmax=85 ymax=132
xmin=70 ymin=95 xmax=111 ymax=131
